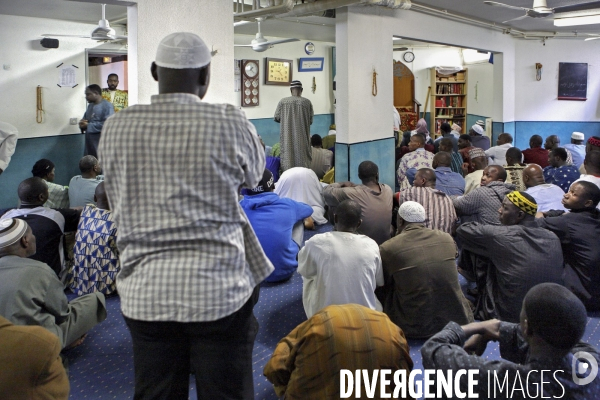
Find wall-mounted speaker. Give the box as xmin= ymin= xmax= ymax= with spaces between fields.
xmin=40 ymin=38 xmax=59 ymax=49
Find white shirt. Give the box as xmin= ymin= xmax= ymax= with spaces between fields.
xmin=393 ymin=106 xmax=401 ymax=131
xmin=0 ymin=121 xmax=18 ymax=171
xmin=525 ymin=184 xmax=567 ymax=213
xmin=464 ymin=169 xmax=484 ymax=195
xmin=485 ymin=143 xmax=513 ymax=166
xmin=298 ymin=231 xmax=384 ymax=319
xmin=275 ymin=167 xmax=328 ymax=225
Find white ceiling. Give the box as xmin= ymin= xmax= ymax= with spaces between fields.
xmin=3 ymin=0 xmax=600 ymax=44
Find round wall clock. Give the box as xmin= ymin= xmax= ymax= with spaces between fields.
xmin=241 ymin=59 xmax=259 ymax=107
xmin=403 ymin=51 xmax=415 ymax=63
xmin=305 ymin=42 xmax=315 ymax=55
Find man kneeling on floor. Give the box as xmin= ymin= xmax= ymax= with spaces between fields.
xmin=421 ymin=283 xmax=600 ymax=398
xmin=0 ymin=218 xmax=106 ymax=349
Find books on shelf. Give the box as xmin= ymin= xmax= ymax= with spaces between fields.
xmin=436 ymin=84 xmax=464 ymax=95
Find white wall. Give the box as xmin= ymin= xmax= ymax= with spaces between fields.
xmin=0 ymin=14 xmax=126 ymax=139
xmin=233 ymin=36 xmax=335 ymax=119
xmin=514 ymin=39 xmax=600 ymax=121
xmin=466 ymin=62 xmax=494 ymax=118
xmin=133 ymin=0 xmax=234 ymax=105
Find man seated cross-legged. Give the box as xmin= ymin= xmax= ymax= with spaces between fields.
xmin=422 ymin=283 xmax=600 ymax=398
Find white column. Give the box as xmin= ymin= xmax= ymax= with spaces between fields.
xmin=128 ymin=0 xmax=234 ymax=105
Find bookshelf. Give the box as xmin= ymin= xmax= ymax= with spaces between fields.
xmin=429 ymin=68 xmax=468 ymax=137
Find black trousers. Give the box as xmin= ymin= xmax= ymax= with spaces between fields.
xmin=124 ymin=287 xmax=260 ymax=400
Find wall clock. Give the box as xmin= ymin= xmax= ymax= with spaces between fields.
xmin=241 ymin=59 xmax=259 ymax=107
xmin=265 ymin=58 xmax=293 ymax=86
xmin=403 ymin=51 xmax=415 ymax=63
xmin=305 ymin=42 xmax=315 ymax=55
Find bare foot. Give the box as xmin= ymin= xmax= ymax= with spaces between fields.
xmin=304 ymin=217 xmax=315 ymax=230
xmin=65 ymin=334 xmax=87 ymax=350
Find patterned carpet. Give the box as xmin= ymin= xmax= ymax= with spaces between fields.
xmin=65 ymin=222 xmax=600 ymax=399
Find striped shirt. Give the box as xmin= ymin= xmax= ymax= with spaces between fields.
xmin=309 ymin=147 xmax=333 ymax=179
xmin=450 ymin=151 xmax=465 ymax=176
xmin=99 ymin=93 xmax=273 ymax=322
xmin=45 ymin=181 xmax=69 ymax=209
xmin=263 ymin=304 xmax=413 ymax=398
xmin=398 ymin=186 xmax=457 ymax=234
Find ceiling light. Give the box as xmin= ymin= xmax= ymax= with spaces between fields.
xmin=554 ymin=14 xmax=600 ymax=27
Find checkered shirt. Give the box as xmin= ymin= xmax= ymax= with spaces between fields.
xmin=99 ymin=93 xmax=273 ymax=322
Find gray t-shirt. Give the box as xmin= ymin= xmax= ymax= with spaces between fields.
xmin=68 ymin=175 xmax=104 ymax=208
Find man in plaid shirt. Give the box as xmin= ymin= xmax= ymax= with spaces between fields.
xmin=99 ymin=32 xmax=272 ymax=399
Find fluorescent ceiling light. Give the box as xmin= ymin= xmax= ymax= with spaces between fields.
xmin=554 ymin=14 xmax=600 ymax=27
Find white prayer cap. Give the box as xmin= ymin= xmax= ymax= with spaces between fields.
xmin=155 ymin=32 xmax=211 ymax=69
xmin=0 ymin=218 xmax=27 ymax=249
xmin=398 ymin=201 xmax=426 ymax=223
xmin=572 ymin=132 xmax=585 ymax=141
xmin=471 ymin=124 xmax=484 ymax=135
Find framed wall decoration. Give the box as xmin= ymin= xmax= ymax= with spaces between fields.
xmin=265 ymin=58 xmax=293 ymax=86
xmin=298 ymin=57 xmax=324 ymax=72
xmin=241 ymin=59 xmax=259 ymax=107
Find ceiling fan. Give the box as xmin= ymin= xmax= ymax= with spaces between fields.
xmin=484 ymin=0 xmax=600 ymax=24
xmin=42 ymin=4 xmax=127 ymax=42
xmin=235 ymin=17 xmax=299 ymax=52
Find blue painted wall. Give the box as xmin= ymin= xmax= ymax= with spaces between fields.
xmin=0 ymin=134 xmax=84 ymax=209
xmin=251 ymin=113 xmax=335 ymax=147
xmin=334 ymin=138 xmax=395 ymax=189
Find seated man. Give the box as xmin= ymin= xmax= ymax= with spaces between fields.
xmin=522 ymin=134 xmax=549 ymax=167
xmin=69 ymin=182 xmax=120 ymax=296
xmin=580 ymin=136 xmax=600 ymax=174
xmin=398 ymin=168 xmax=457 ymax=234
xmin=32 ymin=159 xmax=69 ymax=209
xmin=298 ymin=200 xmax=384 ymax=318
xmin=503 ymin=147 xmax=527 ymax=192
xmin=324 ymin=161 xmax=393 ymax=244
xmin=463 ymin=147 xmax=488 ymax=194
xmin=523 ymin=164 xmax=566 ymax=213
xmin=69 ymin=155 xmax=104 ymax=208
xmin=485 ymin=132 xmax=513 ymax=166
xmin=543 ymin=147 xmax=581 ymax=192
xmin=433 ymin=122 xmax=458 ymax=153
xmin=241 ymin=169 xmax=312 ymax=283
xmin=537 ymin=181 xmax=600 ymax=310
xmin=457 ymin=192 xmax=563 ymax=322
xmin=439 ymin=137 xmax=464 ymax=176
xmin=0 ymin=315 xmax=69 ymax=399
xmin=0 ymin=218 xmax=106 ymax=349
xmin=458 ymin=134 xmax=476 ymax=175
xmin=432 ymin=151 xmax=465 ymax=196
xmin=309 ymin=134 xmax=333 ymax=180
xmin=563 ymin=131 xmax=586 ymax=169
xmin=2 ymin=177 xmax=79 ymax=279
xmin=545 ymin=134 xmax=574 ymax=166
xmin=421 ymin=283 xmax=600 ymax=399
xmin=379 ymin=202 xmax=472 ymax=339
xmin=573 ymin=151 xmax=600 ymax=195
xmin=453 ymin=165 xmax=515 ymax=225
xmin=263 ymin=304 xmax=413 ymax=399
xmin=469 ymin=124 xmax=490 ymax=151
xmin=397 ymin=133 xmax=434 ymax=190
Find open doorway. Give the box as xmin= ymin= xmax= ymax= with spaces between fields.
xmin=86 ymin=49 xmax=128 ymax=98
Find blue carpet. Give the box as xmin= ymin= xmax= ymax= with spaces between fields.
xmin=65 ymin=222 xmax=600 ymax=399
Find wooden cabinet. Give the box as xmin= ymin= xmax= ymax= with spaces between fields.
xmin=429 ymin=68 xmax=467 ymax=136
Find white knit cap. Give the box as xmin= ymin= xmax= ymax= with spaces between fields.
xmin=572 ymin=132 xmax=585 ymax=141
xmin=0 ymin=218 xmax=27 ymax=249
xmin=398 ymin=201 xmax=426 ymax=223
xmin=155 ymin=32 xmax=211 ymax=69
xmin=472 ymin=124 xmax=484 ymax=135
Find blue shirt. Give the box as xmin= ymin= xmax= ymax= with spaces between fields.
xmin=543 ymin=165 xmax=581 ymax=193
xmin=240 ymin=192 xmax=313 ymax=282
xmin=83 ymin=100 xmax=114 ymax=133
xmin=435 ymin=167 xmax=465 ymax=196
xmin=563 ymin=143 xmax=586 ymax=168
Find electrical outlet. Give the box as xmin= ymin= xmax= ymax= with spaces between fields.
xmin=70 ymin=118 xmax=78 ymax=125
